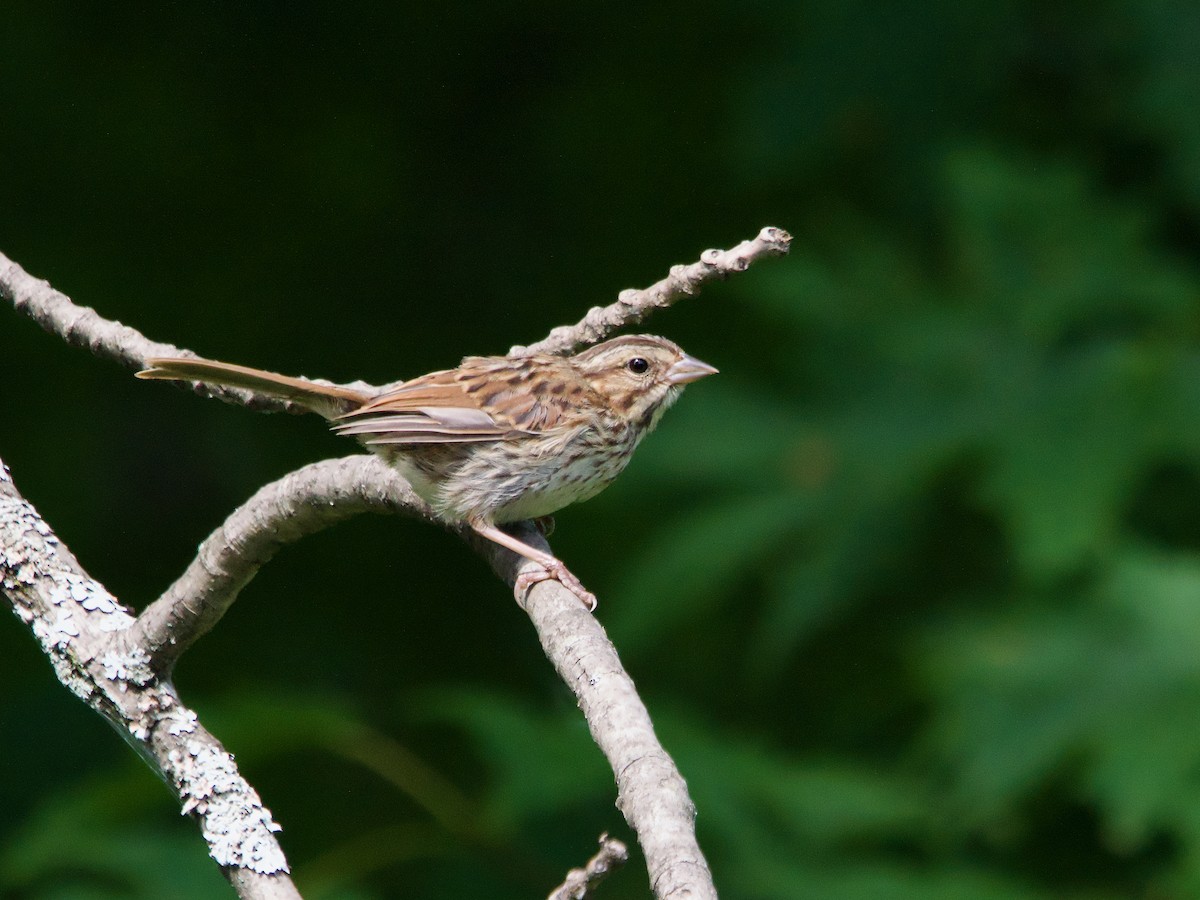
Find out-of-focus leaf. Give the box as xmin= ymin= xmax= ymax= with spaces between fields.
xmin=656 ymin=711 xmax=1058 ymax=899
xmin=606 ymin=492 xmax=809 ymax=654
xmin=621 ymin=380 xmax=808 ymax=489
xmin=1130 ymin=4 xmax=1200 ymax=208
xmin=919 ymin=547 xmax=1200 ymax=887
xmin=980 ymin=345 xmax=1159 ymax=577
xmin=0 ymin=773 xmax=227 ymax=900
xmin=945 ymin=149 xmax=1195 ymax=340
xmin=412 ymin=690 xmax=610 ymax=831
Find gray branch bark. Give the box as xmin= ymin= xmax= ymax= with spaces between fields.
xmin=548 ymin=833 xmax=629 ymax=900
xmin=2 ymin=229 xmax=789 ymax=898
xmin=126 ymin=455 xmax=436 ymax=673
xmin=509 ymin=226 xmax=792 ymax=357
xmin=0 ymin=461 xmax=300 ymax=900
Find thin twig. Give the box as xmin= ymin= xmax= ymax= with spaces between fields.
xmin=509 ymin=226 xmax=792 ymax=356
xmin=0 ymin=250 xmax=379 ymax=414
xmin=548 ymin=833 xmax=629 ymax=900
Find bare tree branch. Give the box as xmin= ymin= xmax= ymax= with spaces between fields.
xmin=479 ymin=525 xmax=717 ymax=900
xmin=0 ymin=250 xmax=382 ymax=414
xmin=509 ymin=226 xmax=792 ymax=357
xmin=548 ymin=833 xmax=629 ymax=900
xmin=127 ymin=455 xmax=714 ymax=897
xmin=127 ymin=456 xmax=435 ymax=673
xmin=0 ymin=460 xmax=300 ymax=900
xmin=116 ymin=451 xmax=716 ymax=897
xmin=2 ymin=228 xmax=788 ymax=897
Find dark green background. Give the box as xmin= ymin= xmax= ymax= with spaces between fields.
xmin=5 ymin=3 xmax=1200 ymax=898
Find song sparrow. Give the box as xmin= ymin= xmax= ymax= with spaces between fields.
xmin=138 ymin=334 xmax=717 ymax=609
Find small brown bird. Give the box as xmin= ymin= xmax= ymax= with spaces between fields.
xmin=138 ymin=335 xmax=717 ymax=609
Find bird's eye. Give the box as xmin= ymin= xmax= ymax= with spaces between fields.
xmin=627 ymin=357 xmax=650 ymax=375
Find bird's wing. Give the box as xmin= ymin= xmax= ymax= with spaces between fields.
xmin=332 ymin=357 xmax=589 ymax=446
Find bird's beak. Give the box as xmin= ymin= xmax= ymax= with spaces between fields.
xmin=666 ymin=354 xmax=719 ymax=385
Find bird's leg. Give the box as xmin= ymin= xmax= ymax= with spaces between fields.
xmin=469 ymin=520 xmax=597 ymax=611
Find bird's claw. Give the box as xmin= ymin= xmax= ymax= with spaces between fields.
xmin=516 ymin=560 xmax=597 ymax=611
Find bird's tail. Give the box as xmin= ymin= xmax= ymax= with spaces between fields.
xmin=137 ymin=356 xmax=369 ymax=418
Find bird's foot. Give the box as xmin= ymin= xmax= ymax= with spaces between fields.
xmin=468 ymin=518 xmax=595 ymax=611
xmin=516 ymin=559 xmax=597 ymax=611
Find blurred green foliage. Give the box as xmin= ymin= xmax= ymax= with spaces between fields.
xmin=5 ymin=2 xmax=1200 ymax=897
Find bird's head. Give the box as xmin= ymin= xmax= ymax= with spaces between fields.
xmin=572 ymin=334 xmax=717 ymax=432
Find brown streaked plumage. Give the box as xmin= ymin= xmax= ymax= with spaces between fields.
xmin=138 ymin=334 xmax=717 ymax=609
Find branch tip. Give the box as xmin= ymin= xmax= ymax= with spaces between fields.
xmin=510 ymin=225 xmax=790 ymax=357
xmin=547 ymin=833 xmax=630 ymax=900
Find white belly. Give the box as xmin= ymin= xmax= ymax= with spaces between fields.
xmin=422 ymin=427 xmax=638 ymax=524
